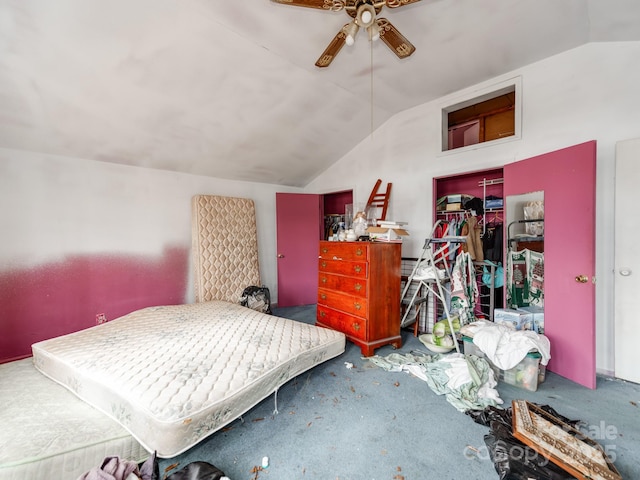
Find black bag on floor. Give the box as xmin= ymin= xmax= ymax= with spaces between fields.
xmin=166 ymin=461 xmax=228 ymax=480
xmin=239 ymin=285 xmax=272 ymax=314
xmin=467 ymin=406 xmax=578 ymax=480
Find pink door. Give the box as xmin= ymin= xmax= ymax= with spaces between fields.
xmin=504 ymin=141 xmax=596 ymax=389
xmin=275 ymin=193 xmax=323 ymax=307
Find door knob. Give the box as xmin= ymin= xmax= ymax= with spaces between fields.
xmin=619 ymin=269 xmax=632 ymax=276
xmin=277 ymin=254 xmax=284 ymax=258
xmin=575 ymin=275 xmax=589 ymax=283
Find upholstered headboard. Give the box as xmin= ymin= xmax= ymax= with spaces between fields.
xmin=191 ymin=195 xmax=261 ymax=303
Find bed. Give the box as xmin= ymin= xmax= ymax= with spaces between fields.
xmin=21 ymin=194 xmax=345 ymax=465
xmin=0 ymin=358 xmax=148 ymax=480
xmin=31 ymin=300 xmax=345 ymax=458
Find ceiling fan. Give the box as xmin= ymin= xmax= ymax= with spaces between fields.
xmin=271 ymin=0 xmax=422 ymax=67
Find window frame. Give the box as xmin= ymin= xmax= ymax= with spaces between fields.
xmin=440 ymin=77 xmax=522 ymax=154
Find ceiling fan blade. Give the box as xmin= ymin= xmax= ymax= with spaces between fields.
xmin=376 ymin=18 xmax=416 ymax=59
xmin=384 ymin=0 xmax=422 ymax=8
xmin=271 ymin=0 xmax=345 ymax=12
xmin=315 ymin=25 xmax=348 ymax=67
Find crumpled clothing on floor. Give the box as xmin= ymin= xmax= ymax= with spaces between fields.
xmin=366 ymin=352 xmax=502 ymax=412
xmin=468 ymin=321 xmax=551 ymax=370
xmin=77 ymin=453 xmax=157 ymax=480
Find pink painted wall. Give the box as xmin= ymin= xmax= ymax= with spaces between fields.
xmin=433 ymin=168 xmax=503 ymax=201
xmin=0 ymin=247 xmax=189 ymax=362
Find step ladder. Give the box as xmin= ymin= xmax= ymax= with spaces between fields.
xmin=366 ymin=179 xmax=392 ymax=222
xmin=400 ymin=221 xmax=466 ymax=353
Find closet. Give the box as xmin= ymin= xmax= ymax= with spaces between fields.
xmin=276 ymin=190 xmax=353 ymax=307
xmin=417 ymin=143 xmax=596 ymax=389
xmin=429 ymin=168 xmax=505 ymax=331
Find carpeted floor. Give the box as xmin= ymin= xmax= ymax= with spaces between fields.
xmin=157 ymin=305 xmax=640 ymax=480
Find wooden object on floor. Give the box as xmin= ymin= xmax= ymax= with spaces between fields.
xmin=511 ymin=400 xmax=621 ymax=480
xmin=316 ymin=241 xmax=402 ymax=356
xmin=366 ymin=179 xmax=392 ymax=222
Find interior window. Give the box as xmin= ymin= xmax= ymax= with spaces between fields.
xmin=443 ymin=85 xmax=516 ymax=151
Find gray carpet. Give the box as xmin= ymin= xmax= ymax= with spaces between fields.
xmin=157 ymin=305 xmax=640 ymax=479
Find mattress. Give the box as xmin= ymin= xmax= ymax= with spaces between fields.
xmin=0 ymin=358 xmax=147 ymax=480
xmin=32 ymin=301 xmax=345 ymax=458
xmin=192 ymin=195 xmax=262 ymax=303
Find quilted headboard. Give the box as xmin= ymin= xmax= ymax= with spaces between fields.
xmin=192 ymin=195 xmax=261 ymax=303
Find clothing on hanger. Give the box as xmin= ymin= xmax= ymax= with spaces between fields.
xmin=462 ymin=215 xmax=484 ymax=261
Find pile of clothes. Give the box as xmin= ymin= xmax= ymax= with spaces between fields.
xmin=367 ymin=351 xmax=503 ymax=412
xmin=460 ymin=319 xmax=550 ymax=371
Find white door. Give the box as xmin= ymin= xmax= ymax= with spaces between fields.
xmin=614 ymin=139 xmax=640 ymax=384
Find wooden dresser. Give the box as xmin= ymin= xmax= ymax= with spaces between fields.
xmin=316 ymin=241 xmax=402 ymax=356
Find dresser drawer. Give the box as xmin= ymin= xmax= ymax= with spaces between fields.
xmin=318 ymin=272 xmax=367 ymax=298
xmin=318 ymin=258 xmax=368 ymax=278
xmin=317 ymin=305 xmax=366 ymax=341
xmin=319 ymin=242 xmax=368 ymax=261
xmin=318 ymin=289 xmax=368 ymax=317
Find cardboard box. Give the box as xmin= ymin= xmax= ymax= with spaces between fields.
xmin=494 ymin=308 xmax=534 ymax=331
xmin=445 ymin=202 xmax=462 ymax=211
xmin=516 ymin=306 xmax=544 ymax=334
xmin=366 ymin=227 xmax=409 ymax=242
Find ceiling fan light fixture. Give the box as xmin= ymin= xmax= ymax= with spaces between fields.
xmin=356 ymin=3 xmax=376 ymax=28
xmin=344 ymin=21 xmax=359 ymax=46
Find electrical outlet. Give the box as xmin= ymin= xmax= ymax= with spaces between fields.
xmin=96 ymin=313 xmax=107 ymax=324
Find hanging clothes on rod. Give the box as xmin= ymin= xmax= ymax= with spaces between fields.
xmin=449 ymin=251 xmax=479 ymax=326
xmin=461 ymin=214 xmax=484 ymax=261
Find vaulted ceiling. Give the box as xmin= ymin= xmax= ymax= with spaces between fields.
xmin=1 ymin=0 xmax=640 ymax=186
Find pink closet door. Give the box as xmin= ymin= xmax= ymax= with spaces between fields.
xmin=276 ymin=193 xmax=323 ymax=307
xmin=504 ymin=141 xmax=597 ymax=389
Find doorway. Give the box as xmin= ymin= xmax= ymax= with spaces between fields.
xmin=614 ymin=138 xmax=640 ymax=384
xmin=276 ymin=190 xmax=353 ymax=307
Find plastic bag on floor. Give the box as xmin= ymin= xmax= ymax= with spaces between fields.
xmin=467 ymin=405 xmax=578 ymax=480
xmin=166 ymin=461 xmax=229 ymax=480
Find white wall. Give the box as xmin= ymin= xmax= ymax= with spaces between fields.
xmin=305 ymin=42 xmax=640 ymax=376
xmin=3 ymin=41 xmax=639 ymax=373
xmin=0 ymin=148 xmax=301 ymax=304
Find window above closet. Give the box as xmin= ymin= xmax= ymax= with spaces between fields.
xmin=440 ymin=77 xmax=521 ymax=153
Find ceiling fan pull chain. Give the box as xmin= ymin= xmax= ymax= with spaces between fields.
xmin=370 ymin=41 xmax=374 ymax=137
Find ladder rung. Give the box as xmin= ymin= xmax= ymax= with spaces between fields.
xmin=401 ymin=313 xmax=419 ymax=327
xmin=402 ymin=296 xmax=428 ymax=307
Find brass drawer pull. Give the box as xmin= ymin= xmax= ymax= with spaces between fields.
xmin=354 ymin=265 xmax=362 ymax=273
xmin=356 ymin=248 xmax=363 ymax=256
xmin=354 ymin=302 xmax=361 ymax=310
xmin=320 ymin=310 xmax=326 ymax=317
xmin=320 ymin=293 xmax=327 ymax=300
xmin=321 ymin=261 xmax=327 ymax=268
xmin=353 ymin=323 xmax=360 ymax=331
xmin=354 ymin=283 xmax=362 ymax=291
xmin=322 ymin=247 xmax=329 ymax=254
xmin=321 ymin=277 xmax=327 ymax=284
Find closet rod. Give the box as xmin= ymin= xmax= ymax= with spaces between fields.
xmin=477 ymin=178 xmax=504 ymax=187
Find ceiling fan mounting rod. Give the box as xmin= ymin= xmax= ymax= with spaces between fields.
xmin=345 ymin=0 xmax=386 ymax=12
